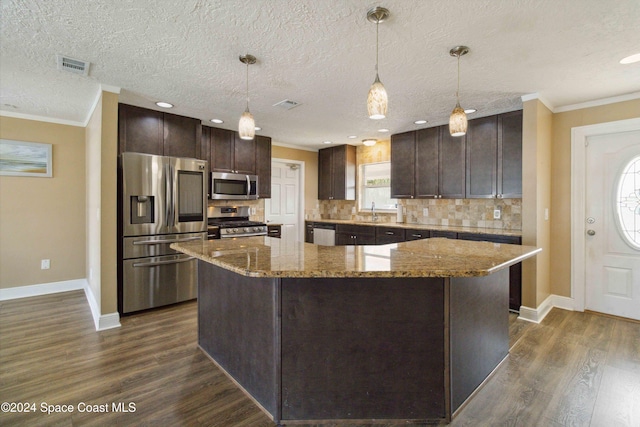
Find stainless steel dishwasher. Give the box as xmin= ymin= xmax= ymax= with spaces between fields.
xmin=313 ymin=223 xmax=336 ymax=246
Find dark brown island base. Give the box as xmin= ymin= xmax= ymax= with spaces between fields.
xmin=172 ymin=237 xmax=540 ymax=425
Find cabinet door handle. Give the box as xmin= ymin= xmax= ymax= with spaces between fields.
xmin=411 ymin=234 xmax=422 ymax=238
xmin=385 ymin=231 xmax=394 ymax=235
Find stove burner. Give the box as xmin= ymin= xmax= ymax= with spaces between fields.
xmin=207 ymin=217 xmax=267 ymax=238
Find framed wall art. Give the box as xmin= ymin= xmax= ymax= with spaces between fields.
xmin=0 ymin=139 xmax=53 ymax=177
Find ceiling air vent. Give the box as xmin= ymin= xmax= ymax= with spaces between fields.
xmin=56 ymin=55 xmax=90 ymax=76
xmin=273 ymin=99 xmax=301 ymax=110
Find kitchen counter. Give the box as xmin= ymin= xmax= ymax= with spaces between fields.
xmin=173 ymin=237 xmax=539 ymax=424
xmin=171 ymin=236 xmax=539 ymax=278
xmin=309 ymin=218 xmax=522 ymax=237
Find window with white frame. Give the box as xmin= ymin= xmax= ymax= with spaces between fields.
xmin=359 ymin=162 xmax=397 ymax=212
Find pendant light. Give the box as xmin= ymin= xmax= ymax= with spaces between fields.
xmin=366 ymin=7 xmax=389 ymax=120
xmin=449 ymin=46 xmax=470 ymax=137
xmin=238 ymin=54 xmax=256 ymax=140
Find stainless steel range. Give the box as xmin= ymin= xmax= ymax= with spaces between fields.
xmin=207 ymin=206 xmax=267 ymax=239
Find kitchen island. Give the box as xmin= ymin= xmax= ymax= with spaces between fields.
xmin=172 ymin=237 xmax=540 ymax=425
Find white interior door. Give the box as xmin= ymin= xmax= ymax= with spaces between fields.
xmin=585 ymin=130 xmax=640 ymax=321
xmin=265 ymin=161 xmax=300 ymax=242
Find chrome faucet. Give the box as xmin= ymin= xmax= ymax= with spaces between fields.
xmin=371 ymin=201 xmax=378 ymax=222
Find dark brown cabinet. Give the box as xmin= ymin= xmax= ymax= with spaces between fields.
xmin=391 ymin=126 xmax=465 ymax=199
xmin=205 ymin=126 xmax=256 ymax=175
xmin=255 ymin=136 xmax=272 ymax=198
xmin=466 ymin=111 xmax=522 ymax=199
xmin=390 ymin=131 xmax=415 ymax=198
xmin=336 ymin=224 xmax=375 ymax=245
xmin=457 ymin=232 xmax=522 ymax=311
xmin=318 ymin=145 xmax=356 ymax=200
xmin=430 ymin=230 xmax=458 ymax=239
xmin=118 ymin=104 xmax=201 ymax=158
xmin=267 ymin=224 xmax=281 ymax=238
xmin=375 ymin=226 xmax=406 ymax=244
xmin=497 ymin=111 xmax=523 ymax=198
xmin=404 ymin=229 xmax=430 ymax=241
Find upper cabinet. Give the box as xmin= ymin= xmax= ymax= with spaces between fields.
xmin=466 ymin=110 xmax=522 ymax=198
xmin=203 ymin=126 xmax=256 ymax=175
xmin=391 ymin=126 xmax=465 ymax=199
xmin=201 ymin=126 xmax=272 ymax=198
xmin=391 ymin=110 xmax=522 ymax=200
xmin=255 ymin=135 xmax=272 ymax=198
xmin=318 ymin=144 xmax=356 ymax=200
xmin=497 ymin=111 xmax=523 ymax=198
xmin=118 ymin=104 xmax=201 ymax=158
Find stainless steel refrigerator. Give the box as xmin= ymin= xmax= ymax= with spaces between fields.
xmin=120 ymin=152 xmax=207 ymax=314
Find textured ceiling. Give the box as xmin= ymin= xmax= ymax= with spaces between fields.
xmin=1 ymin=0 xmax=639 ymax=150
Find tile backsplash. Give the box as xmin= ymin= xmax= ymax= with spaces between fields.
xmin=311 ymin=198 xmax=522 ymax=231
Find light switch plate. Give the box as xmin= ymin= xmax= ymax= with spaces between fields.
xmin=423 ymin=208 xmax=429 ymax=217
xmin=41 ymin=259 xmax=50 ymax=269
xmin=493 ymin=209 xmax=501 ymax=219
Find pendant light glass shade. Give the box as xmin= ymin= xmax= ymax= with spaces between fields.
xmin=238 ymin=108 xmax=255 ymax=140
xmin=238 ymin=54 xmax=257 ymax=140
xmin=449 ymin=101 xmax=467 ymax=137
xmin=367 ymin=75 xmax=388 ymax=120
xmin=448 ymin=46 xmax=469 ymax=137
xmin=366 ymin=7 xmax=389 ymax=120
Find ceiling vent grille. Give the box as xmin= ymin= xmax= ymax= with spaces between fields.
xmin=273 ymin=99 xmax=301 ymax=110
xmin=56 ymin=55 xmax=90 ymax=76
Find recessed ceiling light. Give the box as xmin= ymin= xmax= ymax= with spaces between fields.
xmin=378 ymin=128 xmax=389 ymax=133
xmin=362 ymin=139 xmax=377 ymax=146
xmin=211 ymin=118 xmax=224 ymax=124
xmin=464 ymin=108 xmax=477 ymax=114
xmin=323 ymin=141 xmax=333 ymax=144
xmin=155 ymin=101 xmax=173 ymax=108
xmin=348 ymin=135 xmax=358 ymax=139
xmin=254 ymin=126 xmax=262 ymax=131
xmin=414 ymin=120 xmax=427 ymax=125
xmin=620 ymin=53 xmax=640 ymax=64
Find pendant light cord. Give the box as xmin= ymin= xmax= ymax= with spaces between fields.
xmin=375 ymin=20 xmax=380 ymax=76
xmin=245 ymin=61 xmax=250 ymax=111
xmin=456 ymin=55 xmax=460 ymax=101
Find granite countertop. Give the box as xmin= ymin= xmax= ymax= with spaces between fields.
xmin=172 ymin=237 xmax=540 ymax=279
xmin=308 ymin=219 xmax=522 ymax=237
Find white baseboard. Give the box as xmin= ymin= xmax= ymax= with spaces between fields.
xmin=0 ymin=279 xmax=86 ymax=300
xmin=83 ymin=285 xmax=121 ymax=331
xmin=518 ymin=294 xmax=575 ymax=323
xmin=0 ymin=279 xmax=120 ymax=332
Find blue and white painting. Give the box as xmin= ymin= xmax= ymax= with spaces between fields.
xmin=0 ymin=139 xmax=52 ymax=177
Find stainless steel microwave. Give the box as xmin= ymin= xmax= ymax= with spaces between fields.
xmin=210 ymin=172 xmax=258 ymax=200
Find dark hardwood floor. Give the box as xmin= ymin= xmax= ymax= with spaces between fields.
xmin=1 ymin=290 xmax=638 ymax=426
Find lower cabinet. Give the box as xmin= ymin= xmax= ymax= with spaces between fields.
xmin=457 ymin=232 xmax=522 ymax=311
xmin=336 ymin=224 xmax=376 ymax=245
xmin=404 ymin=229 xmax=430 ymax=241
xmin=305 ymin=222 xmax=314 ymax=243
xmin=267 ymin=224 xmax=281 ymax=238
xmin=430 ymin=230 xmax=458 ymax=239
xmin=375 ymin=227 xmax=406 ymax=244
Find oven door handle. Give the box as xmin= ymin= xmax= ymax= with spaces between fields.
xmin=132 ymin=256 xmax=195 ymax=268
xmin=133 ymin=236 xmax=202 ymax=245
xmin=246 ymin=175 xmax=250 ymax=197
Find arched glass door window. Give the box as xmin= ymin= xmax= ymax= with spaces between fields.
xmin=616 ymin=155 xmax=640 ymax=250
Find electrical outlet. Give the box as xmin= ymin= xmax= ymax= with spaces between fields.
xmin=41 ymin=259 xmax=50 ymax=270
xmin=251 ymin=207 xmax=256 ymax=215
xmin=493 ymin=209 xmax=501 ymax=219
xmin=423 ymin=208 xmax=429 ymax=217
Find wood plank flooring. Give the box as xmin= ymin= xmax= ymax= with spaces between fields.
xmin=1 ymin=290 xmax=639 ymax=426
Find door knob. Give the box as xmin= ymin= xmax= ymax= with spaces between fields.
xmin=587 ymin=229 xmax=596 ymax=236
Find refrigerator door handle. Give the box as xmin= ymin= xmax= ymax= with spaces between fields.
xmin=132 ymin=236 xmax=202 ymax=245
xmin=132 ymin=256 xmax=195 ymax=268
xmin=165 ymin=162 xmax=172 ymax=227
